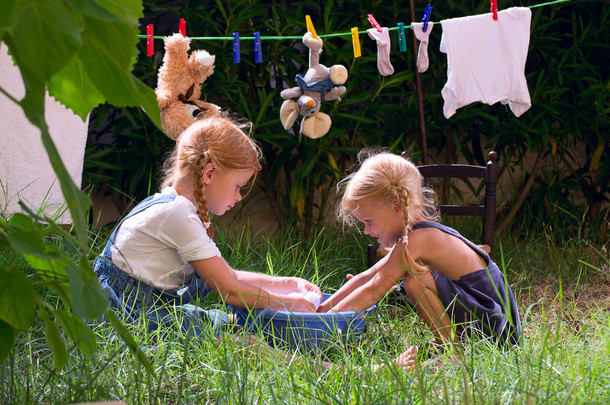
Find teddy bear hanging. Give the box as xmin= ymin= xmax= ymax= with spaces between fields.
xmin=155 ymin=33 xmax=221 ymax=140
xmin=280 ymin=32 xmax=348 ymax=139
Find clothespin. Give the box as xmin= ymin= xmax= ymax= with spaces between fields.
xmin=421 ymin=4 xmax=433 ymax=32
xmin=179 ymin=18 xmax=186 ymax=36
xmin=490 ymin=0 xmax=498 ymax=20
xmin=254 ymin=32 xmax=262 ymax=63
xmin=351 ymin=27 xmax=361 ymax=58
xmin=146 ymin=24 xmax=154 ymax=57
xmin=232 ymin=33 xmax=240 ymax=64
xmin=397 ymin=22 xmax=407 ymax=52
xmin=367 ymin=14 xmax=382 ymax=33
xmin=305 ymin=15 xmax=319 ymax=40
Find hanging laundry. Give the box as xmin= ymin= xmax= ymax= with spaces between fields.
xmin=439 ymin=7 xmax=532 ymax=118
xmin=367 ymin=27 xmax=394 ymax=76
xmin=411 ymin=22 xmax=434 ymax=73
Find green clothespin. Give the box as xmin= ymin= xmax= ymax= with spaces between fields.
xmin=397 ymin=22 xmax=407 ymax=52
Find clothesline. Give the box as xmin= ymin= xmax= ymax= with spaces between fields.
xmin=136 ymin=0 xmax=573 ymax=41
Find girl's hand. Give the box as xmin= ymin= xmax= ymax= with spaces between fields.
xmin=316 ymin=298 xmax=331 ymax=313
xmin=291 ymin=277 xmax=323 ymax=300
xmin=269 ymin=292 xmax=318 ymax=312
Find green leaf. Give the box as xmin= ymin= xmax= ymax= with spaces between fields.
xmin=63 ymin=0 xmax=124 ymax=21
xmin=0 ymin=271 xmax=36 ymax=330
xmin=8 ymin=213 xmax=40 ymax=230
xmin=39 ymin=309 xmax=68 ymax=370
xmin=65 ymin=261 xmax=108 ymax=320
xmin=11 ymin=0 xmax=83 ymax=81
xmin=54 ymin=309 xmax=97 ymax=357
xmin=6 ymin=229 xmax=45 ymax=256
xmin=48 ymin=56 xmax=106 ymax=120
xmin=0 ymin=0 xmax=17 ymax=34
xmin=97 ymin=0 xmax=143 ymax=21
xmin=78 ymin=15 xmax=161 ymax=128
xmin=0 ymin=319 xmax=16 ymax=364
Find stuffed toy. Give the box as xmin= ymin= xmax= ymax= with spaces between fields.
xmin=155 ymin=33 xmax=221 ymax=140
xmin=280 ymin=32 xmax=348 ymax=139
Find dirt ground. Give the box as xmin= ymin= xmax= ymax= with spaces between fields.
xmin=518 ymin=266 xmax=610 ymax=337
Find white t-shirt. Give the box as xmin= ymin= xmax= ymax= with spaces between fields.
xmin=440 ymin=7 xmax=532 ymax=118
xmin=111 ymin=187 xmax=221 ymax=292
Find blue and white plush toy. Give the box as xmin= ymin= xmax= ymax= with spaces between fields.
xmin=279 ymin=32 xmax=348 ymax=139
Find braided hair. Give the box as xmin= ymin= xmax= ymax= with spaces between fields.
xmin=160 ymin=118 xmax=261 ymax=238
xmin=338 ymin=149 xmax=440 ymax=274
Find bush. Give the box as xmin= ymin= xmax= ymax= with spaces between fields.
xmin=84 ymin=0 xmax=609 ymax=239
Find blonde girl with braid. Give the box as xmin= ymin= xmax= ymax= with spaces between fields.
xmin=94 ymin=118 xmax=322 ymax=336
xmin=318 ymin=150 xmax=521 ymax=366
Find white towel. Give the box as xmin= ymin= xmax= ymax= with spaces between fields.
xmin=440 ymin=7 xmax=532 ymax=118
xmin=0 ymin=43 xmax=88 ymax=224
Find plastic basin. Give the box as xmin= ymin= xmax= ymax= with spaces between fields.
xmin=229 ymin=294 xmax=376 ymax=353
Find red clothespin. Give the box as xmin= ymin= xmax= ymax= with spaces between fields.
xmin=490 ymin=0 xmax=498 ymax=20
xmin=367 ymin=14 xmax=382 ymax=33
xmin=179 ymin=18 xmax=186 ymax=36
xmin=146 ymin=24 xmax=154 ymax=57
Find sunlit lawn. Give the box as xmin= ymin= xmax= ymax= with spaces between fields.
xmin=2 ymin=223 xmax=609 ymax=404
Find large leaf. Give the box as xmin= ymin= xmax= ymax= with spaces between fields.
xmin=97 ymin=0 xmax=143 ymax=21
xmin=48 ymin=56 xmax=106 ymax=120
xmin=0 ymin=320 xmax=15 ymax=364
xmin=78 ymin=15 xmax=161 ymax=128
xmin=65 ymin=261 xmax=108 ymax=320
xmin=11 ymin=0 xmax=82 ymax=81
xmin=54 ymin=309 xmax=97 ymax=357
xmin=39 ymin=309 xmax=68 ymax=371
xmin=0 ymin=271 xmax=36 ymax=330
xmin=0 ymin=0 xmax=17 ymax=35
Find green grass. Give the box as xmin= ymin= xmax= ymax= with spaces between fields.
xmin=1 ymin=223 xmax=609 ymax=404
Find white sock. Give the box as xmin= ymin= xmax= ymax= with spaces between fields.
xmin=367 ymin=27 xmax=394 ymax=76
xmin=412 ymin=22 xmax=434 ymax=73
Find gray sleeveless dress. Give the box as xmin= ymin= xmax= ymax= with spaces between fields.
xmin=398 ymin=221 xmax=521 ymax=345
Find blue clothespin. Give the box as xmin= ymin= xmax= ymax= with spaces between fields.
xmin=233 ymin=32 xmax=240 ymax=64
xmin=397 ymin=22 xmax=407 ymax=52
xmin=254 ymin=32 xmax=262 ymax=64
xmin=421 ymin=4 xmax=433 ymax=32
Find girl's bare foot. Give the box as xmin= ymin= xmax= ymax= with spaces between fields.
xmin=394 ymin=345 xmax=418 ymax=370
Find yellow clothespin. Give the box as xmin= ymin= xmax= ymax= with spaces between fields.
xmin=351 ymin=27 xmax=361 ymax=58
xmin=305 ymin=15 xmax=319 ymax=39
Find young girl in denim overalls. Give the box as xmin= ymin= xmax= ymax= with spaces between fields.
xmin=318 ymin=151 xmax=521 ymax=369
xmin=94 ymin=118 xmax=322 ymax=336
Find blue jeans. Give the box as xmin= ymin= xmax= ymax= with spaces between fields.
xmin=93 ymin=193 xmax=230 ymax=337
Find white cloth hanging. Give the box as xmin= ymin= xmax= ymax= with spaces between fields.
xmin=0 ymin=43 xmax=89 ymax=223
xmin=439 ymin=7 xmax=532 ymax=118
xmin=367 ymin=27 xmax=395 ymax=76
xmin=411 ymin=22 xmax=434 ymax=73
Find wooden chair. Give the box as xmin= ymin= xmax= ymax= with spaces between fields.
xmin=366 ymin=151 xmax=499 ymax=268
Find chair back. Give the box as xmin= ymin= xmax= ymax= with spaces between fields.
xmin=416 ymin=151 xmax=498 ymax=255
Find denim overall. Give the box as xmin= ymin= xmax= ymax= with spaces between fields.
xmin=93 ymin=193 xmax=228 ymax=336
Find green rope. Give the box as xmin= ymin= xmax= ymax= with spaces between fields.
xmin=137 ymin=0 xmax=576 ymax=41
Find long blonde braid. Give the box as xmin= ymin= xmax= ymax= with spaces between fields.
xmin=392 ymin=182 xmax=429 ymax=275
xmin=193 ymin=151 xmax=213 ymax=238
xmin=159 ymin=118 xmax=262 ymax=239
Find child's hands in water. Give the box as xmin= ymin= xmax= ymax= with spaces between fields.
xmin=269 ymin=292 xmax=319 ymax=312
